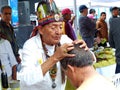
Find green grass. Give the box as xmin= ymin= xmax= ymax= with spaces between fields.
xmin=76 ymin=31 xmax=82 ymax=40
xmin=65 ymin=79 xmax=75 ymax=90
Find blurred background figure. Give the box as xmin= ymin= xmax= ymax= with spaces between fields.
xmin=0 ymin=6 xmax=21 ymax=64
xmin=96 ymin=12 xmax=108 ymax=47
xmin=62 ymin=8 xmax=77 ymax=40
xmin=78 ymin=5 xmax=96 ymax=48
xmin=0 ymin=14 xmax=1 ymax=20
xmin=109 ymin=7 xmax=120 ymax=32
xmin=110 ymin=7 xmax=119 ymax=18
xmin=109 ymin=16 xmax=120 ymax=74
xmin=88 ymin=8 xmax=97 ymax=22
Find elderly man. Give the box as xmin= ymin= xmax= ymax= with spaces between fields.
xmin=60 ymin=44 xmax=116 ymax=90
xmin=19 ymin=1 xmax=88 ymax=90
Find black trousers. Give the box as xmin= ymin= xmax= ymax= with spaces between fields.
xmin=98 ymin=42 xmax=107 ymax=47
xmin=115 ymin=63 xmax=120 ymax=74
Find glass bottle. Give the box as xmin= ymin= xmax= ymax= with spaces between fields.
xmin=1 ymin=65 xmax=8 ymax=89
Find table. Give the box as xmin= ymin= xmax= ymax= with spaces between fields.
xmin=0 ymin=80 xmax=20 ymax=90
xmin=65 ymin=79 xmax=75 ymax=90
xmin=94 ymin=56 xmax=116 ymax=78
xmin=93 ymin=47 xmax=116 ymax=78
xmin=96 ymin=64 xmax=116 ymax=78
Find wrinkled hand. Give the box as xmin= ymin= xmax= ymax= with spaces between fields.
xmin=72 ymin=39 xmax=88 ymax=51
xmin=53 ymin=43 xmax=75 ymax=61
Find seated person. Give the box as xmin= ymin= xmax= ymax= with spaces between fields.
xmin=0 ymin=37 xmax=17 ymax=80
xmin=60 ymin=44 xmax=116 ymax=90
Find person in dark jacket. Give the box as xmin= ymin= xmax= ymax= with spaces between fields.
xmin=109 ymin=7 xmax=120 ymax=24
xmin=109 ymin=17 xmax=120 ymax=74
xmin=78 ymin=5 xmax=96 ymax=48
xmin=0 ymin=6 xmax=21 ymax=64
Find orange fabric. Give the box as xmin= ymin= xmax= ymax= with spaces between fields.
xmin=96 ymin=19 xmax=108 ymax=41
xmin=62 ymin=22 xmax=66 ymax=34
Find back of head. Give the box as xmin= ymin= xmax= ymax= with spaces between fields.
xmin=36 ymin=0 xmax=62 ymax=26
xmin=110 ymin=7 xmax=119 ymax=12
xmin=89 ymin=9 xmax=95 ymax=14
xmin=79 ymin=5 xmax=88 ymax=13
xmin=61 ymin=44 xmax=94 ymax=70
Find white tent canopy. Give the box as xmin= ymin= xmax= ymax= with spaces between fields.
xmin=91 ymin=0 xmax=120 ymax=2
xmin=55 ymin=0 xmax=120 ymax=8
xmin=91 ymin=0 xmax=120 ymax=7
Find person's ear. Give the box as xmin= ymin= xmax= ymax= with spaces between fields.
xmin=38 ymin=26 xmax=43 ymax=35
xmin=90 ymin=51 xmax=96 ymax=64
xmin=67 ymin=65 xmax=75 ymax=73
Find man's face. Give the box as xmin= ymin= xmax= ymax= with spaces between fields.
xmin=64 ymin=14 xmax=71 ymax=21
xmin=83 ymin=9 xmax=88 ymax=16
xmin=101 ymin=14 xmax=106 ymax=20
xmin=1 ymin=8 xmax=12 ymax=23
xmin=39 ymin=22 xmax=63 ymax=45
xmin=112 ymin=9 xmax=119 ymax=16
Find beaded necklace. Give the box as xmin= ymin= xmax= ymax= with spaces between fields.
xmin=42 ymin=41 xmax=66 ymax=88
xmin=42 ymin=43 xmax=58 ymax=88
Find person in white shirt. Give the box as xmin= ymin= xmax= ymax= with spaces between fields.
xmin=18 ymin=0 xmax=88 ymax=90
xmin=60 ymin=44 xmax=116 ymax=90
xmin=0 ymin=37 xmax=17 ymax=80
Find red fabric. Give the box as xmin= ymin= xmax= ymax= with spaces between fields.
xmin=30 ymin=26 xmax=39 ymax=38
xmin=61 ymin=8 xmax=72 ymax=15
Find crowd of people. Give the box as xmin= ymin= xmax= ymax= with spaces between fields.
xmin=0 ymin=0 xmax=119 ymax=90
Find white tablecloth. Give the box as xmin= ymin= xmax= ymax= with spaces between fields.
xmin=96 ymin=64 xmax=116 ymax=78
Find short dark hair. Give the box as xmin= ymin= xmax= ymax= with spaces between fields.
xmin=110 ymin=7 xmax=119 ymax=12
xmin=89 ymin=9 xmax=96 ymax=14
xmin=1 ymin=6 xmax=11 ymax=13
xmin=100 ymin=12 xmax=106 ymax=16
xmin=79 ymin=5 xmax=88 ymax=13
xmin=60 ymin=44 xmax=94 ymax=70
